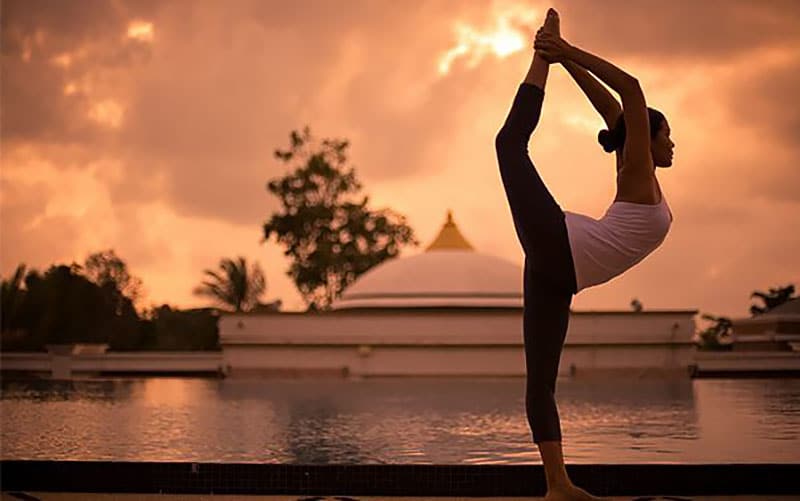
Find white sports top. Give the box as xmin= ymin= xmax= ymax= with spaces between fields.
xmin=564 ymin=195 xmax=673 ymax=292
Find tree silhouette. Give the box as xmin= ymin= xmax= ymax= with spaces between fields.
xmin=20 ymin=264 xmax=141 ymax=348
xmin=750 ymin=284 xmax=795 ymax=316
xmin=697 ymin=313 xmax=733 ymax=350
xmin=193 ymin=256 xmax=266 ymax=312
xmin=1 ymin=263 xmax=28 ymax=337
xmin=263 ymin=127 xmax=418 ymax=310
xmin=83 ymin=249 xmax=144 ymax=312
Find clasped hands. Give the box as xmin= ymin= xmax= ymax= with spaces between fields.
xmin=534 ymin=28 xmax=572 ymax=64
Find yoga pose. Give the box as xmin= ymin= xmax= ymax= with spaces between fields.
xmin=495 ymin=8 xmax=674 ymax=500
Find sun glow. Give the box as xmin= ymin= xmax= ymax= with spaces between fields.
xmin=51 ymin=52 xmax=73 ymax=68
xmin=63 ymin=82 xmax=78 ymax=95
xmin=438 ymin=5 xmax=541 ymax=75
xmin=127 ymin=20 xmax=155 ymax=42
xmin=88 ymin=99 xmax=125 ymax=128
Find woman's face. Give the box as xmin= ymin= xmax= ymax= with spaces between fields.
xmin=652 ymin=119 xmax=674 ymax=168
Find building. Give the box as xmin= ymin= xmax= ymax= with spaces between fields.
xmin=219 ymin=212 xmax=697 ymax=378
xmin=690 ymin=297 xmax=800 ymax=377
xmin=732 ymin=297 xmax=800 ymax=351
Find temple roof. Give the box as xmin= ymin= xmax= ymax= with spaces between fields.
xmin=425 ymin=210 xmax=474 ymax=251
xmin=330 ymin=211 xmax=522 ymax=310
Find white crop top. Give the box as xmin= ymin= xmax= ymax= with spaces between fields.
xmin=564 ymin=196 xmax=673 ymax=292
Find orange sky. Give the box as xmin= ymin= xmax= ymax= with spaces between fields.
xmin=2 ymin=0 xmax=799 ymax=318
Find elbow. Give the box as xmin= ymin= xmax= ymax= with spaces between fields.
xmin=620 ymin=76 xmax=642 ymax=97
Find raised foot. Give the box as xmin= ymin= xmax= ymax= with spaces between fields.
xmin=543 ymin=7 xmax=560 ymax=37
xmin=544 ymin=483 xmax=612 ymax=501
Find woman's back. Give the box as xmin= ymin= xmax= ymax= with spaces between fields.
xmin=564 ymin=195 xmax=673 ymax=292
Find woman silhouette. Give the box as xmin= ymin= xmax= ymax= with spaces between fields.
xmin=495 ymin=8 xmax=674 ymax=501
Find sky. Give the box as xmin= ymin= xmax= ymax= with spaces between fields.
xmin=2 ymin=0 xmax=799 ymax=318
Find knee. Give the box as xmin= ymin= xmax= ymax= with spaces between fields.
xmin=494 ymin=127 xmax=523 ymax=156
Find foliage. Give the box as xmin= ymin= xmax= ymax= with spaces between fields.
xmin=263 ymin=127 xmax=418 ymax=310
xmin=0 ymin=251 xmax=218 ymax=352
xmin=83 ymin=249 xmax=144 ymax=309
xmin=144 ymin=305 xmax=220 ymax=351
xmin=192 ymin=256 xmax=266 ymax=312
xmin=696 ymin=313 xmax=733 ymax=351
xmin=0 ymin=264 xmax=143 ymax=350
xmin=1 ymin=263 xmax=28 ymax=338
xmin=750 ymin=284 xmax=795 ymax=316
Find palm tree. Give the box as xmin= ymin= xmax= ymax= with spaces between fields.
xmin=1 ymin=264 xmax=28 ymax=332
xmin=193 ymin=257 xmax=266 ymax=312
xmin=750 ymin=284 xmax=795 ymax=316
xmin=696 ymin=313 xmax=733 ymax=350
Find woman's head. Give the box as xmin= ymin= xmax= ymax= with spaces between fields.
xmin=598 ymin=108 xmax=674 ymax=167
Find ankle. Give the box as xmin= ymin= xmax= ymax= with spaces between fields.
xmin=547 ymin=477 xmax=574 ymax=491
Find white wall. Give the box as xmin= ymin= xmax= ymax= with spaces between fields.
xmin=220 ymin=310 xmax=697 ymax=377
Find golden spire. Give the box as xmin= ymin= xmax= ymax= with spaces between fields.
xmin=425 ymin=210 xmax=474 ymax=251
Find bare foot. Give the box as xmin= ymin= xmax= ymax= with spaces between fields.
xmin=544 ymin=482 xmax=612 ymax=501
xmin=543 ymin=7 xmax=560 ymax=37
xmin=535 ymin=8 xmax=561 ymax=64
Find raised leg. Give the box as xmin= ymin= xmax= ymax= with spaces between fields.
xmin=494 ymin=83 xmax=563 ymax=260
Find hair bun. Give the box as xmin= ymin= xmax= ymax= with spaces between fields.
xmin=597 ymin=129 xmax=616 ymax=153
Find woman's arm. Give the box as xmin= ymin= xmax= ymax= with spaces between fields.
xmin=536 ymin=33 xmax=652 ymax=174
xmin=562 ymin=60 xmax=621 ymax=129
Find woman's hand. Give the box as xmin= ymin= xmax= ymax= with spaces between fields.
xmin=534 ymin=30 xmax=571 ymax=64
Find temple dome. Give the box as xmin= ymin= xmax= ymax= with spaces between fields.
xmin=331 ymin=210 xmax=522 ymax=309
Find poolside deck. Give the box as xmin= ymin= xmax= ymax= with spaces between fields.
xmin=4 ymin=461 xmax=798 ymax=500
xmin=3 ymin=494 xmax=799 ymax=500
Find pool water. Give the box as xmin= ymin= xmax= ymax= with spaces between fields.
xmin=2 ymin=376 xmax=799 ymax=464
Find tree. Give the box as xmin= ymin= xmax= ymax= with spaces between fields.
xmin=1 ymin=264 xmax=28 ymax=330
xmin=263 ymin=127 xmax=418 ymax=310
xmin=193 ymin=256 xmax=266 ymax=312
xmin=20 ymin=264 xmax=140 ymax=347
xmin=696 ymin=313 xmax=733 ymax=351
xmin=1 ymin=264 xmax=29 ymax=347
xmin=83 ymin=249 xmax=144 ymax=309
xmin=750 ymin=284 xmax=795 ymax=316
xmin=146 ymin=305 xmax=220 ymax=351
xmin=630 ymin=298 xmax=643 ymax=312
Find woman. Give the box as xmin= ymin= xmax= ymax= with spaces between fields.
xmin=494 ymin=8 xmax=674 ymax=501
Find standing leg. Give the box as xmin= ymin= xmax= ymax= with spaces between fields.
xmin=525 ymin=266 xmax=609 ymax=500
xmin=523 ymin=262 xmax=573 ymax=493
xmin=523 ymin=267 xmax=572 ymax=445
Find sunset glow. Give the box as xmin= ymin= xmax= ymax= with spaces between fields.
xmin=88 ymin=99 xmax=125 ymax=128
xmin=438 ymin=7 xmax=539 ymax=75
xmin=127 ymin=20 xmax=155 ymax=43
xmin=1 ymin=1 xmax=798 ymax=317
xmin=51 ymin=52 xmax=73 ymax=68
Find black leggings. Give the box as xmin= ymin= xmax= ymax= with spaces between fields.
xmin=495 ymin=83 xmax=577 ymax=444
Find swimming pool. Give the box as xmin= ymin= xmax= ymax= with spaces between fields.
xmin=2 ymin=376 xmax=798 ymax=464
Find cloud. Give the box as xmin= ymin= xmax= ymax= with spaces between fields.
xmin=1 ymin=0 xmax=799 ymax=316
xmin=553 ymin=0 xmax=800 ymax=61
xmin=1 ymin=0 xmax=158 ymax=145
xmin=0 ymin=176 xmax=83 ymax=272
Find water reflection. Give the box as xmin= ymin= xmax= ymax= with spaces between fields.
xmin=1 ymin=378 xmax=131 ymax=402
xmin=285 ymin=390 xmax=364 ymax=463
xmin=1 ymin=376 xmax=798 ymax=464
